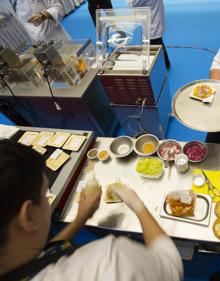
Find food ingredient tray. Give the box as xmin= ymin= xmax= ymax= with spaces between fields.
xmin=160 ymin=191 xmax=212 ymax=226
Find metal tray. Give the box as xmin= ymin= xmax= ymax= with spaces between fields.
xmin=172 ymin=79 xmax=220 ymax=132
xmin=160 ymin=191 xmax=212 ymax=226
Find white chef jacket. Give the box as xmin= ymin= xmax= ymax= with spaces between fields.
xmin=31 ymin=235 xmax=183 ymax=281
xmin=211 ymin=49 xmax=220 ymax=70
xmin=0 ymin=3 xmax=32 ymax=51
xmin=129 ymin=0 xmax=165 ymax=39
xmin=15 ymin=0 xmax=69 ymax=43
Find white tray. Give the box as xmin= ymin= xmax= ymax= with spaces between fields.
xmin=160 ymin=191 xmax=212 ymax=226
xmin=172 ymin=79 xmax=220 ymax=132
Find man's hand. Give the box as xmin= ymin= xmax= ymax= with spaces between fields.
xmin=113 ymin=188 xmax=145 ymax=216
xmin=28 ymin=11 xmax=50 ymax=26
xmin=76 ymin=188 xmax=102 ymax=224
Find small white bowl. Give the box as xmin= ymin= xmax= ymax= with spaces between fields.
xmin=87 ymin=148 xmax=98 ymax=160
xmin=193 ymin=173 xmax=205 ymax=187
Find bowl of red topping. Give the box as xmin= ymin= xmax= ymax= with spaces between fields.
xmin=157 ymin=140 xmax=181 ymax=161
xmin=183 ymin=141 xmax=208 ymax=162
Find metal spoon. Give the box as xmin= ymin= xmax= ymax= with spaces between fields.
xmin=168 ymin=148 xmax=175 ymax=160
xmin=167 ymin=148 xmax=175 ymax=177
xmin=165 ymin=148 xmax=175 ymax=168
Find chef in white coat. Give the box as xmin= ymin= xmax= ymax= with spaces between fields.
xmin=15 ymin=0 xmax=70 ymax=43
xmin=205 ymin=49 xmax=220 ymax=144
xmin=210 ymin=49 xmax=220 ymax=80
xmin=128 ymin=0 xmax=170 ymax=68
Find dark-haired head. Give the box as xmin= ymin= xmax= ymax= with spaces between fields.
xmin=0 ymin=139 xmax=46 ymax=247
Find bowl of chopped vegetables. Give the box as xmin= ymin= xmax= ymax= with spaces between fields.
xmin=136 ymin=157 xmax=164 ymax=178
xmin=183 ymin=141 xmax=208 ymax=162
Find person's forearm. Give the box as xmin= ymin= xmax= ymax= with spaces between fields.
xmin=137 ymin=206 xmax=166 ymax=246
xmin=210 ymin=69 xmax=220 ymax=80
xmin=50 ymin=216 xmax=85 ymax=242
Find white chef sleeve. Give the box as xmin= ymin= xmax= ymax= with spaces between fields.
xmin=45 ymin=0 xmax=64 ymax=23
xmin=211 ymin=49 xmax=220 ymax=70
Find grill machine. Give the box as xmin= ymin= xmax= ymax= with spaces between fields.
xmin=96 ymin=7 xmax=171 ymax=138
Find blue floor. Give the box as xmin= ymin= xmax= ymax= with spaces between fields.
xmin=1 ymin=1 xmax=220 ymax=280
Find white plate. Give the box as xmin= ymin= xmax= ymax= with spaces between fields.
xmin=160 ymin=191 xmax=212 ymax=226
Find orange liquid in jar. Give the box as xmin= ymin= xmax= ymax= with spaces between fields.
xmin=142 ymin=143 xmax=155 ymax=154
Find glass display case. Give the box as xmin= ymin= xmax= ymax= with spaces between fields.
xmin=0 ymin=45 xmax=44 ymax=90
xmin=32 ymin=39 xmax=96 ymax=88
xmin=96 ymin=7 xmax=151 ymax=74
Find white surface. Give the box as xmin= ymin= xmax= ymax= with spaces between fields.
xmin=61 ymin=138 xmax=220 ymax=243
xmin=112 ymin=55 xmax=154 ymax=71
xmin=0 ymin=125 xmax=19 ymax=139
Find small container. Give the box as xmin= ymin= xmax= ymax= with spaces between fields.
xmin=193 ymin=173 xmax=205 ymax=187
xmin=87 ymin=148 xmax=98 ymax=160
xmin=97 ymin=150 xmax=109 ymax=161
xmin=175 ymin=154 xmax=189 ymax=173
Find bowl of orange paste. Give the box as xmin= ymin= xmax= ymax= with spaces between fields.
xmin=134 ymin=134 xmax=159 ymax=156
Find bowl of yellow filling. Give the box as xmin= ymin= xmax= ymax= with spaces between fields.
xmin=134 ymin=134 xmax=159 ymax=156
xmin=97 ymin=150 xmax=109 ymax=161
xmin=136 ymin=157 xmax=164 ymax=178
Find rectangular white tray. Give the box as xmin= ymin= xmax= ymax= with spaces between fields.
xmin=160 ymin=191 xmax=212 ymax=226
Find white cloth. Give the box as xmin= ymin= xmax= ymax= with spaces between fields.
xmin=16 ymin=0 xmax=69 ymax=43
xmin=128 ymin=0 xmax=165 ymax=39
xmin=31 ymin=235 xmax=183 ymax=281
xmin=211 ymin=49 xmax=220 ymax=70
xmin=0 ymin=3 xmax=32 ymax=52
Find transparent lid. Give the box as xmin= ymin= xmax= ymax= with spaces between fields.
xmin=96 ymin=7 xmax=151 ymax=73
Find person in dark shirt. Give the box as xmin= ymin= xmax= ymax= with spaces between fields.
xmin=88 ymin=0 xmax=113 ymax=26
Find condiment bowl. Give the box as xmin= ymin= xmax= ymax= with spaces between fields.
xmin=97 ymin=150 xmax=109 ymax=161
xmin=183 ymin=141 xmax=208 ymax=163
xmin=134 ymin=134 xmax=159 ymax=156
xmin=87 ymin=148 xmax=98 ymax=160
xmin=109 ymin=136 xmax=134 ymax=158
